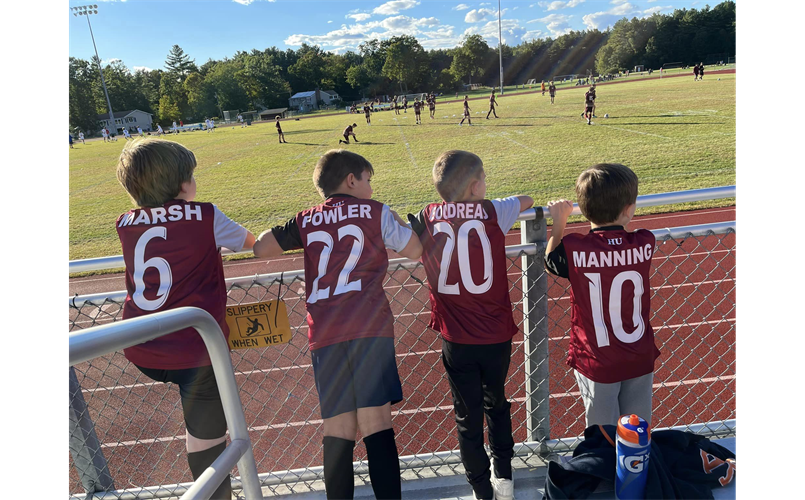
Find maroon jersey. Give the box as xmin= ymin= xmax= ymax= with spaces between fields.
xmin=292 ymin=197 xmax=407 ymax=350
xmin=116 ymin=201 xmax=227 ymax=370
xmin=343 ymin=125 xmax=354 ymax=136
xmin=419 ymin=200 xmax=519 ymax=344
xmin=549 ymin=84 xmax=556 ymax=95
xmin=562 ymin=229 xmax=660 ymax=383
xmin=414 ymin=101 xmax=421 ymax=113
xmin=585 ymin=91 xmax=595 ymax=106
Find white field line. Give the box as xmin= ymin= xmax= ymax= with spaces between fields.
xmin=491 ymin=132 xmax=541 ymax=155
xmin=100 ymin=373 xmax=736 ymax=448
xmin=392 ymin=118 xmax=419 ymax=170
xmin=85 ymin=317 xmax=734 ymax=395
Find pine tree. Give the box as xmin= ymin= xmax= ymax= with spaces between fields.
xmin=164 ymin=45 xmax=196 ymax=80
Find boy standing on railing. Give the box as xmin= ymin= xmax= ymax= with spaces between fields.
xmin=544 ymin=163 xmax=660 ymax=427
xmin=115 ymin=139 xmax=255 ymax=499
xmin=407 ymin=150 xmax=533 ymax=500
xmin=253 ymin=149 xmax=422 ymax=500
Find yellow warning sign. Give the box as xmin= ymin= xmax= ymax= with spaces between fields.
xmin=225 ymin=300 xmax=292 ymax=350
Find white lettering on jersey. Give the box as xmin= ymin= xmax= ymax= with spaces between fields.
xmin=429 ymin=203 xmax=489 ymax=222
xmin=119 ymin=204 xmax=203 ymax=227
xmin=301 ymin=205 xmax=373 ymax=228
xmin=572 ymin=244 xmax=654 ymax=268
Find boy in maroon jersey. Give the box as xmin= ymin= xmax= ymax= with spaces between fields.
xmin=459 ymin=96 xmax=472 ymax=126
xmin=582 ymin=86 xmax=595 ymax=124
xmin=402 ymin=95 xmax=408 ymax=113
xmin=486 ymin=90 xmax=499 ymax=119
xmin=276 ymin=116 xmax=287 ymax=143
xmin=338 ymin=123 xmax=358 ymax=144
xmin=364 ymin=104 xmax=372 ymax=125
xmin=693 ymin=64 xmax=699 ymax=81
xmin=544 ymin=163 xmax=660 ymax=427
xmin=407 ymin=151 xmax=533 ymax=500
xmin=429 ymin=95 xmax=436 ymax=119
xmin=115 ymin=139 xmax=256 ymax=500
xmin=549 ymin=80 xmax=556 ymax=104
xmin=698 ymin=62 xmax=704 ymax=80
xmin=252 ymin=150 xmax=422 ymax=500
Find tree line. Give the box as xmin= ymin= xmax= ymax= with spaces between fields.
xmin=69 ymin=1 xmax=734 ymax=133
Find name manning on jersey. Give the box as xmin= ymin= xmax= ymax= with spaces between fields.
xmin=118 ymin=204 xmax=202 ymax=227
xmin=429 ymin=203 xmax=489 ymax=221
xmin=301 ymin=204 xmax=372 ymax=228
xmin=572 ymin=244 xmax=653 ymax=268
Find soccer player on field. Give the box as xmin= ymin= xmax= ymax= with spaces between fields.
xmin=253 ymin=150 xmax=423 ymax=500
xmin=429 ymin=94 xmax=436 ymax=119
xmin=693 ymin=64 xmax=699 ymax=81
xmin=115 ymin=139 xmax=256 ymax=500
xmin=582 ymin=86 xmax=595 ymax=125
xmin=392 ymin=95 xmax=400 ymax=115
xmin=173 ymin=121 xmax=179 ymax=133
xmin=459 ymin=96 xmax=472 ymax=126
xmin=338 ymin=123 xmax=358 ymax=144
xmin=137 ymin=126 xmax=143 ymax=137
xmin=122 ymin=128 xmax=132 ymax=140
xmin=157 ymin=124 xmax=165 ymax=136
xmin=541 ymin=80 xmax=546 ymax=96
xmin=414 ymin=98 xmax=422 ymax=124
xmin=78 ymin=131 xmax=85 ymax=144
xmin=698 ymin=62 xmax=704 ymax=80
xmin=364 ymin=104 xmax=372 ymax=125
xmin=486 ymin=90 xmax=499 ymax=119
xmin=544 ymin=163 xmax=660 ymax=427
xmin=403 ymin=95 xmax=408 ymax=113
xmin=101 ymin=127 xmax=109 ymax=143
xmin=407 ymin=150 xmax=533 ymax=500
xmin=276 ymin=116 xmax=287 ymax=144
xmin=69 ymin=133 xmax=74 ymax=149
xmin=549 ymin=81 xmax=557 ymax=104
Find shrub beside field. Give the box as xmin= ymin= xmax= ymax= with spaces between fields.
xmin=69 ymin=73 xmax=735 ymax=260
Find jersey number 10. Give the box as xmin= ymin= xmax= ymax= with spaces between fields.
xmin=584 ymin=271 xmax=646 ymax=348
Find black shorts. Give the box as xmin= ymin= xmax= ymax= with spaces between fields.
xmin=311 ymin=337 xmax=403 ymax=419
xmin=135 ymin=364 xmax=227 ymax=439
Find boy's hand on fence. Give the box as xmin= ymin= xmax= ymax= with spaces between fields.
xmin=407 ymin=213 xmax=426 ymax=236
xmin=547 ymin=199 xmax=574 ymax=222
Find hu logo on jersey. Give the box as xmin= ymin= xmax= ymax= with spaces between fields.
xmin=607 ymin=237 xmax=623 ymax=245
xmin=619 ymin=454 xmax=648 ymax=473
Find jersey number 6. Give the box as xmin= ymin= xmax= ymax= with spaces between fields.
xmin=132 ymin=226 xmax=173 ymax=311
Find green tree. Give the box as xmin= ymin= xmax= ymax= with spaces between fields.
xmin=382 ymin=35 xmax=427 ymax=92
xmin=450 ymin=34 xmax=491 ymax=85
xmin=164 ymin=45 xmax=197 ymax=80
xmin=69 ymin=57 xmax=101 ymax=133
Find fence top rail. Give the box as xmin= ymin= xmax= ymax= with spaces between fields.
xmin=69 ymin=186 xmax=735 ymax=275
xmin=68 ymin=221 xmax=735 ymax=309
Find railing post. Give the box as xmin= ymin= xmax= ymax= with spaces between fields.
xmin=69 ymin=366 xmax=115 ymax=494
xmin=520 ymin=207 xmax=551 ymax=453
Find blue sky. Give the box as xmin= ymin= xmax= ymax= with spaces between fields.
xmin=69 ymin=0 xmax=710 ymax=72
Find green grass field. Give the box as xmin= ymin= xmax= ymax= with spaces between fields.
xmin=69 ymin=72 xmax=735 ymax=261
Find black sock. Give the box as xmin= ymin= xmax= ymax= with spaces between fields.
xmin=323 ymin=436 xmax=355 ymax=500
xmin=187 ymin=441 xmax=231 ymax=500
xmin=364 ymin=428 xmax=401 ymax=499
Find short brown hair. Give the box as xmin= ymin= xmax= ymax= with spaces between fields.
xmin=575 ymin=163 xmax=638 ymax=225
xmin=432 ymin=150 xmax=484 ymax=201
xmin=116 ymin=139 xmax=196 ymax=207
xmin=313 ymin=149 xmax=374 ymax=198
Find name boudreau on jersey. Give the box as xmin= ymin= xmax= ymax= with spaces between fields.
xmin=118 ymin=204 xmax=203 ymax=227
xmin=572 ymin=243 xmax=653 ymax=268
xmin=301 ymin=204 xmax=372 ymax=228
xmin=429 ymin=203 xmax=489 ymax=221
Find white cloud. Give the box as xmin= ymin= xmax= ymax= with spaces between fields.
xmin=453 ymin=3 xmax=470 ymax=10
xmin=538 ymin=0 xmax=585 ymax=10
xmin=347 ymin=13 xmax=372 ymax=22
xmin=232 ymin=0 xmax=276 ymax=4
xmin=513 ymin=6 xmax=519 ymax=10
xmin=328 ymin=20 xmax=333 ymax=23
xmin=643 ymin=5 xmax=673 ymax=15
xmin=529 ymin=13 xmax=573 ymax=37
xmin=582 ymin=2 xmax=648 ymax=30
xmin=285 ymin=15 xmax=444 ymax=51
xmin=465 ymin=8 xmax=496 ymax=23
xmin=521 ymin=29 xmax=545 ymax=41
xmin=373 ymin=0 xmax=420 ymax=15
xmin=610 ymin=0 xmax=629 ymax=4
xmin=132 ymin=66 xmax=153 ymax=73
xmin=464 ymin=18 xmax=526 ymax=46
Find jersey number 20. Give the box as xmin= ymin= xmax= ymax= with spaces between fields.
xmin=433 ymin=220 xmax=493 ymax=295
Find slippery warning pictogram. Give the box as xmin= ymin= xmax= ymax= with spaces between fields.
xmin=225 ymin=300 xmax=292 ymax=350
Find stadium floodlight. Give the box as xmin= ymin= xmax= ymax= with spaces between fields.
xmin=497 ymin=0 xmax=504 ymax=94
xmin=71 ymin=4 xmax=116 ymax=135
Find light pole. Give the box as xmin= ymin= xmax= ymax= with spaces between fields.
xmin=498 ymin=0 xmax=504 ymax=94
xmin=71 ymin=5 xmax=116 ymax=133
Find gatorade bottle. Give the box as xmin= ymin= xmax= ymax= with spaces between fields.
xmin=615 ymin=414 xmax=651 ymax=500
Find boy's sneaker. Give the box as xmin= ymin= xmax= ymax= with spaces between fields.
xmin=490 ymin=466 xmax=514 ymax=500
xmin=473 ymin=491 xmax=495 ymax=500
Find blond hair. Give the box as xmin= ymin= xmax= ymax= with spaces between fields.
xmin=116 ymin=139 xmax=196 ymax=207
xmin=575 ymin=163 xmax=638 ymax=225
xmin=312 ymin=149 xmax=374 ymax=198
xmin=432 ymin=150 xmax=484 ymax=202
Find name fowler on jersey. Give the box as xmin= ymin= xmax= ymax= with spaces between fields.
xmin=572 ymin=243 xmax=653 ymax=268
xmin=300 ymin=203 xmax=373 ymax=228
xmin=118 ymin=204 xmax=203 ymax=227
xmin=428 ymin=202 xmax=489 ymax=221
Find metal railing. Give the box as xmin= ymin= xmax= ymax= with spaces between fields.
xmin=69 ymin=186 xmax=736 ymax=498
xmin=70 ymin=307 xmax=263 ymax=500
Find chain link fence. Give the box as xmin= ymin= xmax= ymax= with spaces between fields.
xmin=68 ymin=222 xmax=736 ymax=499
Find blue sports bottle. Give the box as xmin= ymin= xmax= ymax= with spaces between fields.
xmin=615 ymin=414 xmax=651 ymax=500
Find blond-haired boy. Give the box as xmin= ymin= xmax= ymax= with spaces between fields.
xmin=408 ymin=150 xmax=533 ymax=500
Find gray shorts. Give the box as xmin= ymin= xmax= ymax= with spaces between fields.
xmin=574 ymin=370 xmax=654 ymax=427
